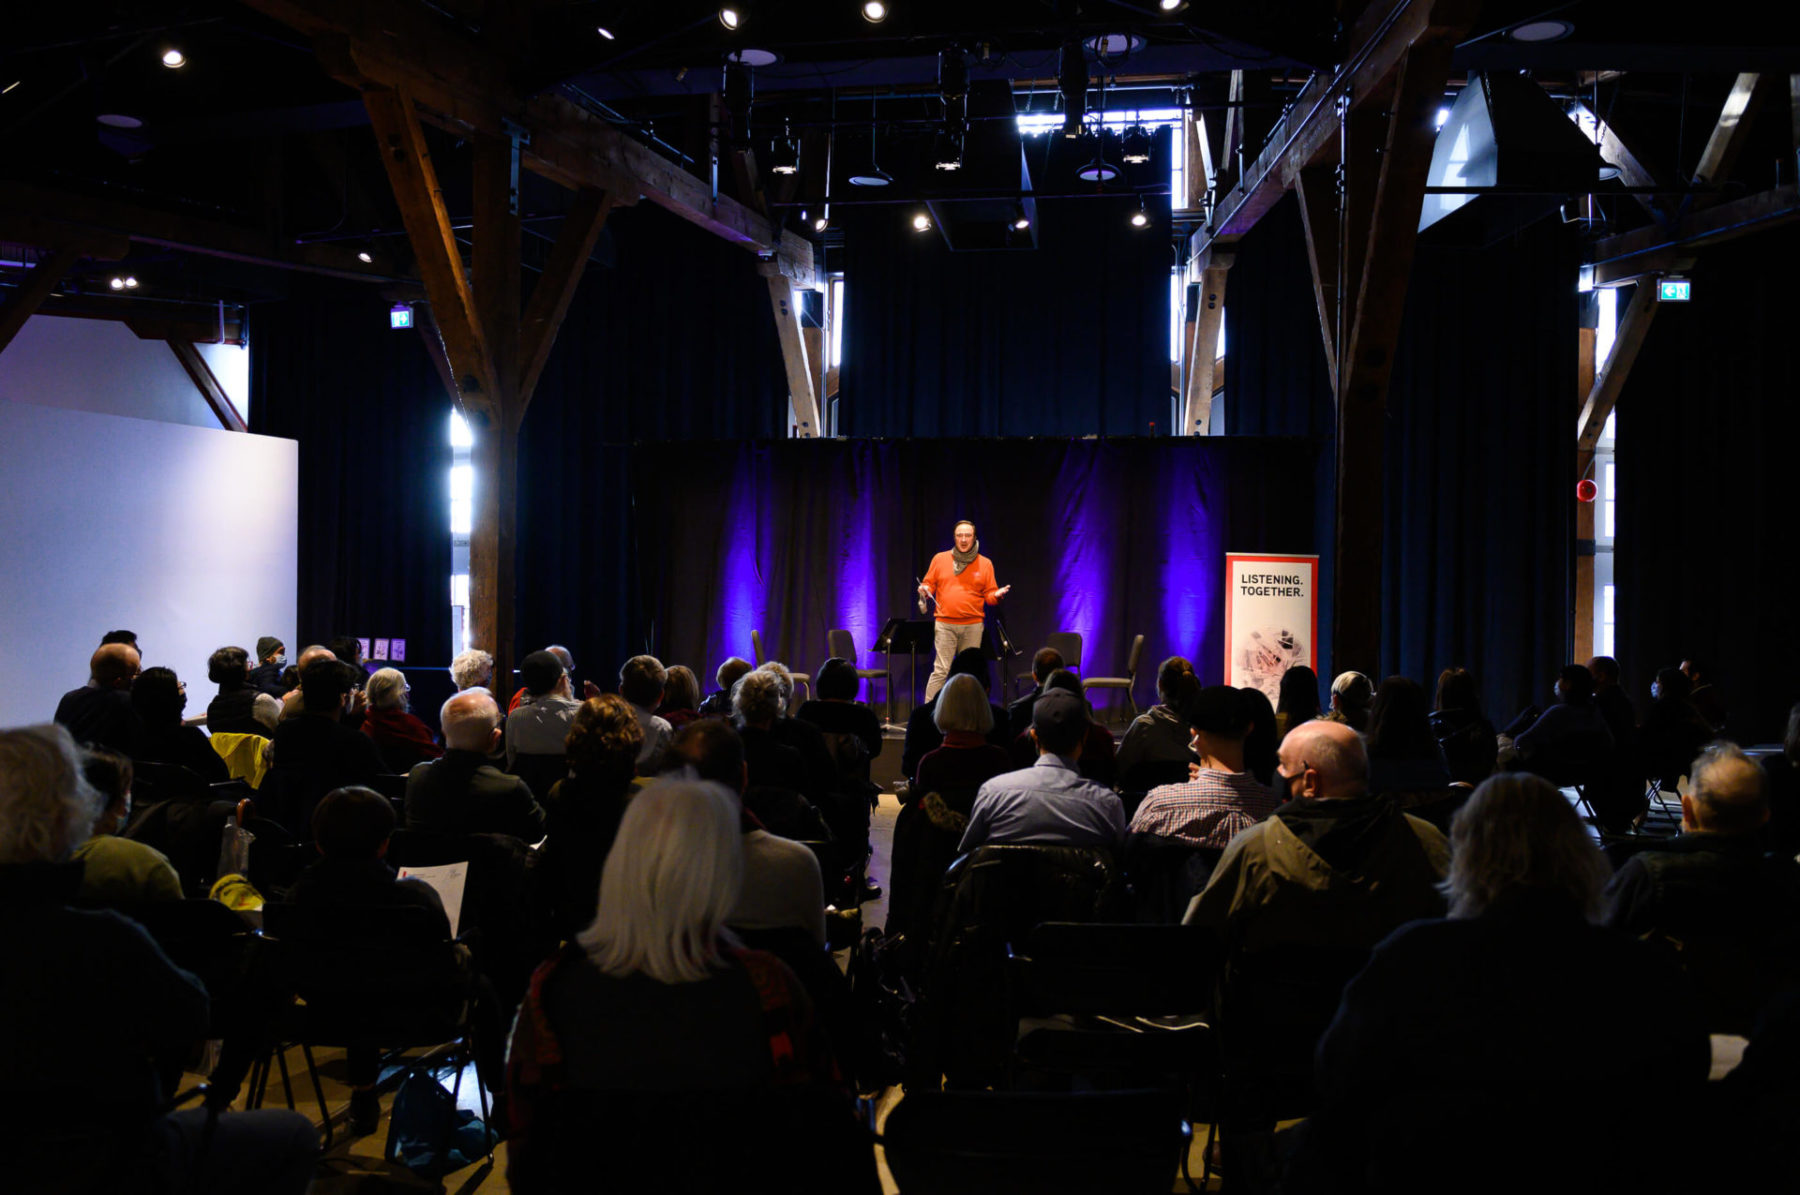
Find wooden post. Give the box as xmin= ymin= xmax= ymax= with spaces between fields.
xmin=0 ymin=244 xmax=82 ymax=355
xmin=168 ymin=340 xmax=248 ymax=432
xmin=1689 ymin=73 xmax=1768 ymax=212
xmin=1294 ymin=166 xmax=1341 ymax=392
xmin=471 ymin=130 xmax=524 ymax=693
xmin=1578 ymin=282 xmax=1661 ymax=452
xmin=765 ymin=269 xmax=822 ymax=437
xmin=1573 ymin=325 xmax=1597 ymax=662
xmin=1184 ymin=255 xmax=1232 ymax=434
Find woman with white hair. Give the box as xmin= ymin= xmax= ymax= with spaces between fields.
xmin=1286 ymin=773 xmax=1709 ymax=1194
xmin=504 ymin=779 xmax=871 ymax=1192
xmin=450 ymin=648 xmax=495 ymax=692
xmin=360 ymin=666 xmax=443 ymax=771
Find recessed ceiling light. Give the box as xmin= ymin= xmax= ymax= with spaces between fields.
xmin=596 ymin=26 xmax=615 ymax=40
xmin=1085 ymin=33 xmax=1145 ymax=56
xmin=726 ymin=48 xmax=779 ymax=67
xmin=1158 ymin=0 xmax=1188 ymax=11
xmin=357 ymin=250 xmax=373 ymax=263
xmin=912 ymin=211 xmax=932 ymax=232
xmin=109 ymin=276 xmax=125 ymax=290
xmin=160 ymin=47 xmax=186 ymax=69
xmin=719 ymin=5 xmax=743 ymax=30
xmin=861 ymin=1 xmax=888 ymax=22
xmin=123 ymin=275 xmax=139 ymax=288
xmin=1506 ymin=19 xmax=1574 ymax=42
xmin=96 ymin=113 xmax=144 ymax=129
xmin=1076 ymin=158 xmax=1120 ymax=182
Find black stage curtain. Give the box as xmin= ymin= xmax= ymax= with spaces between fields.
xmin=1615 ymin=226 xmax=1800 ymax=743
xmin=1222 ymin=193 xmax=1336 ymax=439
xmin=513 ymin=202 xmax=790 ymax=675
xmin=839 ymin=193 xmax=1172 ymax=438
xmin=250 ymin=278 xmax=452 ymax=665
xmin=625 ymin=437 xmax=1323 ymax=712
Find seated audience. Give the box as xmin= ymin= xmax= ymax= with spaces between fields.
xmin=732 ymin=671 xmax=826 ymax=842
xmin=1681 ymin=656 xmax=1727 ymax=734
xmin=451 ymin=647 xmax=496 ymax=693
xmin=657 ymin=665 xmax=703 ymax=732
xmin=541 ymin=696 xmax=643 ymax=938
xmin=667 ymin=719 xmax=827 ymax=948
xmin=1130 ymin=686 xmax=1278 ymax=850
xmin=0 ymin=723 xmax=318 ymax=1193
xmin=620 ymin=654 xmax=674 ymax=771
xmin=915 ymin=675 xmax=1013 ymax=807
xmin=760 ymin=662 xmax=848 ymax=809
xmin=1365 ymin=675 xmax=1452 ymax=799
xmin=1429 ymin=666 xmax=1497 ymax=786
xmin=1500 ymin=664 xmax=1615 ymax=783
xmin=361 ymin=666 xmax=443 ymax=772
xmin=247 ymin=636 xmax=287 ymax=697
xmin=1274 ymin=664 xmax=1322 ymax=741
xmin=1184 ymin=720 xmax=1448 ymax=949
xmin=1322 ymin=670 xmax=1373 ymax=732
xmin=504 ymin=780 xmax=868 ymax=1194
xmin=960 ymin=690 xmax=1126 ymax=854
xmin=1115 ymin=656 xmax=1202 ymax=792
xmin=72 ymin=745 xmax=182 ymax=905
xmin=508 ymin=645 xmax=590 ymax=713
xmin=405 ymin=690 xmax=546 ymax=841
xmin=129 ymin=667 xmax=229 ymax=783
xmin=1005 ymin=647 xmax=1066 ymax=740
xmin=1636 ymin=667 xmax=1714 ymax=790
xmin=1588 ymin=654 xmax=1637 ymax=750
xmin=797 ymin=657 xmax=884 ymax=762
xmin=277 ymin=643 xmax=338 ymax=721
xmin=1288 ymin=773 xmax=1709 ymax=1195
xmin=698 ymin=657 xmax=754 ymax=719
xmin=902 ymin=648 xmax=1011 ymax=782
xmin=1239 ymin=684 xmax=1280 ymax=786
xmin=206 ymin=646 xmax=278 ymax=735
xmin=267 ymin=657 xmax=383 ymax=831
xmin=1006 ymin=669 xmax=1117 ymax=787
xmin=54 ymin=641 xmax=141 ymax=754
xmin=507 ymin=650 xmax=581 ymax=769
xmin=1605 ymin=742 xmax=1800 ymax=1032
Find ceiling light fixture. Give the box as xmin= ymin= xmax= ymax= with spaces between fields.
xmin=1506 ymin=19 xmax=1574 ymax=42
xmin=1012 ymin=203 xmax=1031 ymax=230
xmin=2 ymin=81 xmax=20 ymax=95
xmin=1597 ymin=158 xmax=1622 ymax=182
xmin=596 ymin=26 xmax=616 ymax=40
xmin=1122 ymin=125 xmax=1152 ymax=164
xmin=861 ymin=1 xmax=888 ymax=23
xmin=933 ymin=129 xmax=963 ymax=171
xmin=1130 ymin=197 xmax=1150 ymax=228
xmin=109 ymin=276 xmax=125 ymax=290
xmin=160 ymin=47 xmax=186 ymax=69
xmin=1057 ymin=40 xmax=1087 ymax=139
xmin=96 ymin=113 xmax=144 ymax=128
xmin=1158 ymin=0 xmax=1189 ymax=12
xmin=912 ymin=210 xmax=932 ymax=232
xmin=1077 ymin=157 xmax=1119 ymax=182
xmin=851 ymin=96 xmax=891 ymax=186
xmin=814 ymin=205 xmax=830 ymax=232
xmin=770 ymin=121 xmax=799 ymax=174
xmin=357 ymin=250 xmax=374 ymax=263
xmin=718 ymin=5 xmax=744 ymax=31
xmin=124 ymin=275 xmax=139 ymax=288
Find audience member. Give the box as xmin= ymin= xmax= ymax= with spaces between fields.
xmin=698 ymin=657 xmax=754 ymax=719
xmin=620 ymin=654 xmax=675 ymax=770
xmin=960 ymin=690 xmax=1126 ymax=853
xmin=247 ymin=636 xmax=287 ymax=697
xmin=1636 ymin=667 xmax=1714 ymax=790
xmin=1005 ymin=647 xmax=1066 ymax=740
xmin=128 ymin=667 xmax=229 ymax=783
xmin=1366 ymin=676 xmax=1452 ymax=799
xmin=1115 ymin=656 xmax=1202 ymax=792
xmin=797 ymin=658 xmax=884 ymax=762
xmin=915 ymin=675 xmax=1013 ymax=807
xmin=1275 ymin=664 xmax=1322 ymax=740
xmin=503 ymin=779 xmax=868 ymax=1194
xmin=507 ymin=650 xmax=581 ymax=769
xmin=1289 ymin=773 xmax=1709 ymax=1194
xmin=1765 ymin=703 xmax=1800 ymax=859
xmin=541 ymin=696 xmax=642 ymax=937
xmin=760 ymin=661 xmax=850 ymax=812
xmin=206 ymin=646 xmax=277 ymax=735
xmin=54 ymin=641 xmax=141 ymax=754
xmin=1605 ymin=742 xmax=1800 ymax=1032
xmin=1322 ymin=671 xmax=1373 ymax=732
xmin=361 ymin=666 xmax=443 ymax=772
xmin=1500 ymin=664 xmax=1615 ymax=783
xmin=100 ymin=629 xmax=140 ymax=652
xmin=507 ymin=645 xmax=590 ymax=713
xmin=667 ymin=719 xmax=827 ymax=947
xmin=1239 ymin=684 xmax=1280 ymax=787
xmin=277 ymin=643 xmax=337 ymax=721
xmin=267 ymin=657 xmax=383 ymax=832
xmin=72 ymin=745 xmax=182 ymax=905
xmin=657 ymin=665 xmax=703 ymax=732
xmin=405 ymin=691 xmax=546 ymax=841
xmin=1681 ymin=656 xmax=1727 ymax=734
xmin=1184 ymin=720 xmax=1448 ymax=949
xmin=1008 ymin=670 xmax=1117 ymax=787
xmin=0 ymin=723 xmax=318 ymax=1193
xmin=1429 ymin=667 xmax=1498 ymax=786
xmin=450 ymin=648 xmax=496 ymax=692
xmin=1130 ymin=686 xmax=1278 ymax=850
xmin=732 ymin=670 xmax=826 ymax=842
xmin=1588 ymin=655 xmax=1637 ymax=749
xmin=903 ymin=648 xmax=1009 ymax=782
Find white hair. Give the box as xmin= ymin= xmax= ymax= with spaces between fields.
xmin=578 ymin=780 xmax=743 ymax=984
xmin=366 ymin=667 xmax=409 ymax=712
xmin=450 ymin=649 xmax=494 ymax=690
xmin=0 ymin=724 xmax=103 ymax=864
xmin=440 ymin=691 xmax=501 ymax=752
xmin=1443 ymin=773 xmax=1611 ymax=923
xmin=934 ymin=673 xmax=994 ymax=735
xmin=756 ymin=661 xmax=795 ymax=703
xmin=733 ymin=670 xmax=786 ymax=727
xmin=251 ymin=693 xmax=282 ymax=731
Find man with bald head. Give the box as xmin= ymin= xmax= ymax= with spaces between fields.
xmin=1184 ymin=718 xmax=1449 ymax=951
xmin=405 ymin=690 xmax=545 ymax=841
xmin=54 ymin=641 xmax=143 ymax=753
xmin=1606 ymin=742 xmax=1800 ymax=1031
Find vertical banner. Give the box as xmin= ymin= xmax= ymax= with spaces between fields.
xmin=1225 ymin=554 xmax=1319 ymax=704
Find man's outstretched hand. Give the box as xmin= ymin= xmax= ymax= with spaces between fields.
xmin=995 ymin=585 xmax=1012 ymax=600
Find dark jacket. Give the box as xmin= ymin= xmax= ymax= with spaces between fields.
xmin=247 ymin=661 xmax=288 ymax=698
xmin=902 ymin=692 xmax=1010 ymax=782
xmin=1511 ymin=701 xmax=1614 ymax=782
xmin=795 ymin=700 xmax=883 ymax=761
xmin=405 ymin=749 xmax=547 ymax=842
xmin=267 ymin=714 xmax=386 ymax=833
xmin=770 ymin=715 xmax=840 ymax=802
xmin=206 ymin=685 xmax=266 ymax=737
xmin=1428 ymin=707 xmax=1497 ymax=786
xmin=130 ymin=723 xmax=230 ymax=784
xmin=540 ymin=772 xmax=634 ymax=937
xmin=53 ymin=684 xmax=138 ymax=754
xmin=288 ymin=856 xmax=451 ymax=937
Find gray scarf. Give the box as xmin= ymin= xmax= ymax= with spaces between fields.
xmin=951 ymin=540 xmax=979 ymax=575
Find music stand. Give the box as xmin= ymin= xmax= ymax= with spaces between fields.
xmin=873 ymin=617 xmax=937 ymax=725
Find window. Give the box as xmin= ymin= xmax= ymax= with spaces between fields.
xmin=829 ymin=276 xmax=844 ymax=369
xmin=1593 ymin=408 xmax=1616 ymax=659
xmin=449 ymin=411 xmax=473 ymax=658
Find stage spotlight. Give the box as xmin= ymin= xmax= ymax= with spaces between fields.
xmin=596 ymin=26 xmax=615 ymax=40
xmin=1130 ymin=196 xmax=1150 ymax=228
xmin=1122 ymin=125 xmax=1151 ymax=164
xmin=861 ymin=1 xmax=888 ymax=23
xmin=722 ymin=59 xmax=753 ymax=143
xmin=938 ymin=46 xmax=967 ymax=104
xmin=1012 ymin=202 xmax=1030 ymax=230
xmin=1076 ymin=157 xmax=1119 ymax=182
xmin=125 ymin=275 xmax=139 ymax=288
xmin=1058 ymin=40 xmax=1087 ymax=139
xmin=109 ymin=276 xmax=125 ymax=290
xmin=1158 ymin=0 xmax=1189 ymax=12
xmin=912 ymin=210 xmax=932 ymax=232
xmin=814 ymin=206 xmax=830 ymax=232
xmin=933 ymin=129 xmax=963 ymax=171
xmin=160 ymin=47 xmax=186 ymax=69
xmin=770 ymin=121 xmax=799 ymax=174
xmin=357 ymin=250 xmax=373 ymax=263
xmin=718 ymin=5 xmax=743 ymax=31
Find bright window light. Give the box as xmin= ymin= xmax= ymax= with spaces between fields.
xmin=1016 ymin=107 xmax=1184 ymax=138
xmin=1169 ymin=274 xmax=1182 ymax=362
xmin=1595 ymin=287 xmax=1618 ymax=370
xmin=449 ymin=410 xmax=474 ymax=448
xmin=451 ymin=573 xmax=470 ymax=607
xmin=449 ymin=464 xmax=473 ymax=535
xmin=830 ymin=277 xmax=845 ymax=369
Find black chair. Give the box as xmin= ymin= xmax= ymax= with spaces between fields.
xmin=1014 ymin=631 xmax=1083 ymax=696
xmin=1121 ymin=834 xmax=1223 ymax=924
xmin=1082 ymin=633 xmax=1147 ymax=725
xmin=1216 ymin=944 xmax=1373 ymax=1128
xmin=124 ymin=794 xmax=240 ymax=897
xmin=881 ymin=1088 xmax=1188 ymax=1194
xmin=507 ymin=752 xmax=566 ymax=805
xmin=828 ymin=627 xmax=890 ymax=717
xmin=387 ymin=829 xmax=548 ymax=1011
xmin=369 ymin=772 xmax=411 ymax=804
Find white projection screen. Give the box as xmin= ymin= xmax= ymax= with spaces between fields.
xmin=0 ymin=400 xmax=298 ymax=730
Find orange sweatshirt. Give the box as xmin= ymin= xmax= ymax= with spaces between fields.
xmin=923 ymin=551 xmax=1000 ymax=625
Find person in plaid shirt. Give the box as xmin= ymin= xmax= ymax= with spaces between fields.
xmin=1129 ymin=685 xmax=1278 ymax=849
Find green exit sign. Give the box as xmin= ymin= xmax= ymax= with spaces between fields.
xmin=1658 ymin=278 xmax=1691 ymax=302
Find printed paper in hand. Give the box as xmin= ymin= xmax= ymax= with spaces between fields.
xmin=396 ymin=862 xmax=468 ymax=939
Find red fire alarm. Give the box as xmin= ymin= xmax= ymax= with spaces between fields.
xmin=1576 ymin=478 xmax=1598 ymax=503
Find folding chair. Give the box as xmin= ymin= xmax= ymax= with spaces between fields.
xmin=750 ymin=629 xmax=811 ymax=705
xmin=828 ymin=627 xmax=890 ymax=718
xmin=1082 ymin=634 xmax=1146 ymax=725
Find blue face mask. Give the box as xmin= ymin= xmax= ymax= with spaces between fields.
xmin=112 ymin=795 xmax=131 ymax=833
xmin=273 ymin=654 xmax=287 ymax=667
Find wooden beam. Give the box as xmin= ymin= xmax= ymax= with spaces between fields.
xmin=1221 ymin=71 xmax=1246 ymax=188
xmin=1184 ymin=260 xmax=1232 ymax=435
xmin=1572 ymin=323 xmax=1598 ymax=662
xmin=1332 ymin=33 xmax=1458 ymax=678
xmin=1690 ymin=73 xmax=1768 ymax=203
xmin=1589 ymin=184 xmax=1799 ymax=285
xmin=1294 ymin=165 xmax=1340 ymax=393
xmin=763 ymin=269 xmax=821 ymax=437
xmin=1578 ymin=282 xmax=1660 ymax=452
xmin=1185 ymin=110 xmax=1211 ymax=210
xmin=517 ymin=188 xmax=613 ymax=405
xmin=1590 ymin=111 xmax=1670 ymax=223
xmin=0 ymin=244 xmax=83 ymax=355
xmin=168 ymin=339 xmax=248 ymax=432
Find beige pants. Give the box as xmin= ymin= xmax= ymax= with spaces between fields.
xmin=924 ymin=621 xmax=985 ymax=701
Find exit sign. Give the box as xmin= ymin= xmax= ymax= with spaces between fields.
xmin=390 ymin=302 xmax=415 ymax=329
xmin=1658 ymin=278 xmax=1691 ymax=303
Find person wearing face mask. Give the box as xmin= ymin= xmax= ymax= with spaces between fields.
xmin=248 ymin=636 xmax=288 ymax=697
xmin=71 ymin=745 xmax=183 ymax=905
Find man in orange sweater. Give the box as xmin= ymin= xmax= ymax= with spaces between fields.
xmin=918 ymin=520 xmax=1011 ymax=700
